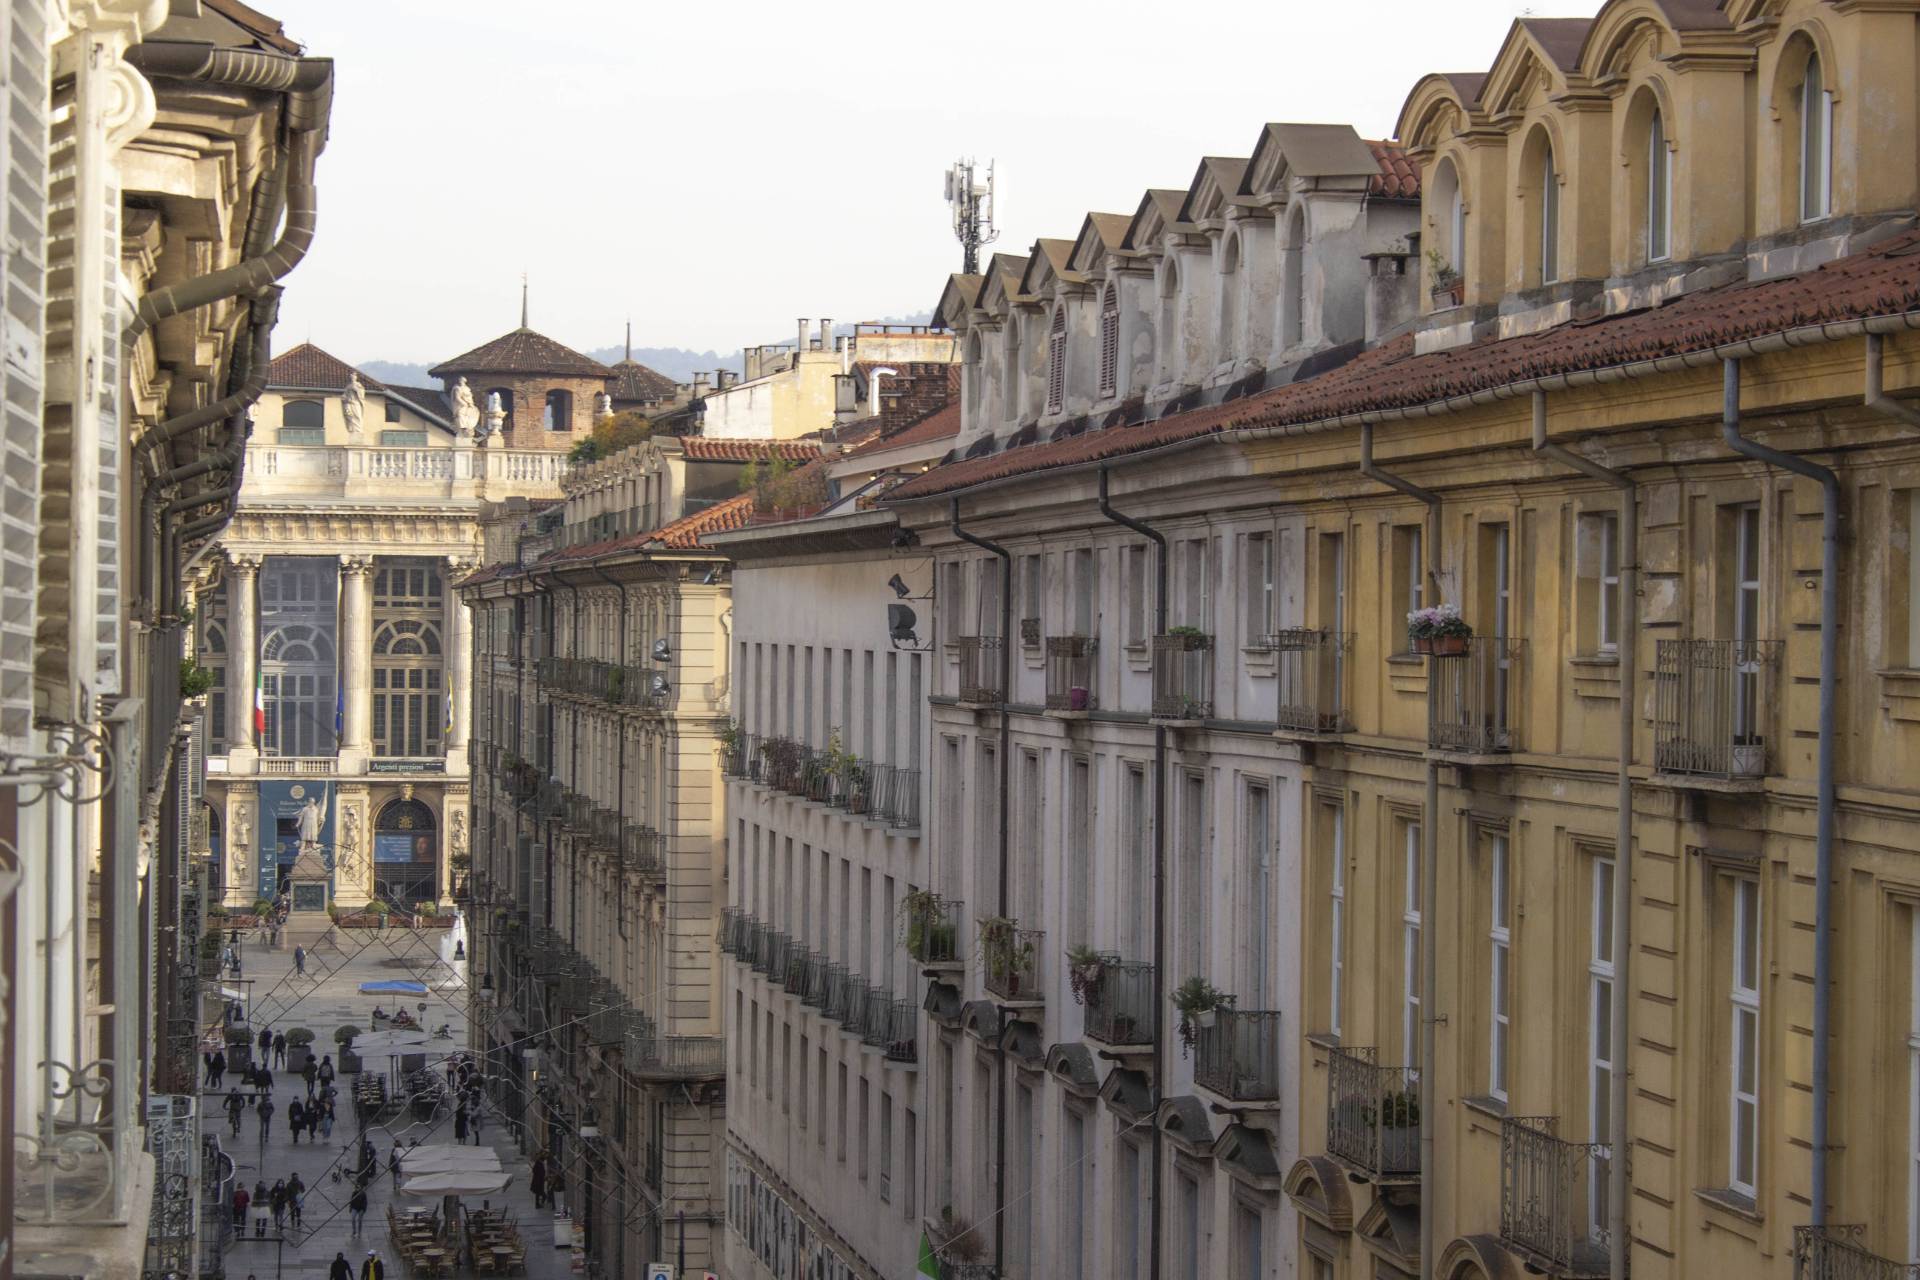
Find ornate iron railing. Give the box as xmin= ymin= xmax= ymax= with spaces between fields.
xmin=982 ymin=922 xmax=1043 ymax=1002
xmin=1794 ymin=1225 xmax=1920 ymax=1280
xmin=1429 ymin=636 xmax=1525 ymax=754
xmin=1152 ymin=631 xmax=1214 ymax=721
xmin=1193 ymin=1007 xmax=1281 ymax=1101
xmin=1325 ymin=1045 xmax=1420 ymax=1180
xmin=624 ymin=1035 xmax=725 ymax=1079
xmin=800 ymin=952 xmax=833 ymax=1008
xmin=718 ymin=906 xmax=746 ymax=956
xmin=783 ymin=945 xmax=814 ymax=995
xmin=905 ymin=893 xmax=964 ymax=966
xmin=1268 ymin=628 xmax=1354 ymax=734
xmin=1653 ymin=638 xmax=1783 ymax=780
xmin=861 ymin=986 xmax=896 ymax=1049
xmin=957 ymin=635 xmax=1004 ymax=704
xmin=1044 ymin=635 xmax=1097 ymax=711
xmin=1081 ymin=957 xmax=1154 ymax=1046
xmin=883 ymin=999 xmax=918 ymax=1064
xmin=1500 ymin=1114 xmax=1613 ymax=1279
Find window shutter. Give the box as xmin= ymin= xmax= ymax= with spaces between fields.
xmin=1099 ymin=289 xmax=1119 ymax=397
xmin=1047 ymin=308 xmax=1067 ymax=412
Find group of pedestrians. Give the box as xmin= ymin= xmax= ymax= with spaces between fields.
xmin=328 ymin=1250 xmax=384 ymax=1280
xmin=529 ymin=1150 xmax=565 ymax=1209
xmin=231 ymin=1173 xmax=306 ymax=1238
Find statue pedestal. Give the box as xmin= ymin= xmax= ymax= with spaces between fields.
xmin=288 ymin=842 xmax=333 ymax=916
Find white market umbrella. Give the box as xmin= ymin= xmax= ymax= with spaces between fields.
xmin=398 ymin=1170 xmax=513 ymax=1197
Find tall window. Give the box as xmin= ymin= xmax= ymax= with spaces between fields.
xmin=259 ymin=557 xmax=337 ymax=757
xmin=1002 ymin=321 xmax=1020 ymax=422
xmin=1404 ymin=821 xmax=1423 ymax=1069
xmin=1246 ymin=781 xmax=1271 ymax=1007
xmin=1071 ymin=547 xmax=1094 ymax=635
xmin=1047 ymin=306 xmax=1067 ymax=413
xmin=1489 ymin=833 xmax=1512 ymax=1100
xmin=372 ymin=560 xmax=446 ymax=758
xmin=1098 ymin=286 xmax=1119 ymax=397
xmin=1733 ymin=504 xmax=1762 ymax=739
xmin=1281 ymin=206 xmax=1306 ymax=348
xmin=1125 ymin=545 xmax=1148 ymax=646
xmin=1729 ymin=877 xmax=1760 ymax=1198
xmin=1647 ymin=107 xmax=1672 ymax=261
xmin=1180 ymin=772 xmax=1209 ymax=974
xmin=1233 ymin=1203 xmax=1263 ymax=1280
xmin=543 ymin=388 xmax=573 ymax=432
xmin=1799 ymin=53 xmax=1833 ymax=222
xmin=1122 ymin=765 xmax=1149 ymax=958
xmin=1908 ymin=922 xmax=1920 ymax=1263
xmin=1217 ymin=233 xmax=1243 ymax=362
xmin=1067 ymin=757 xmax=1092 ymax=946
xmin=1540 ymin=142 xmax=1560 ymax=283
xmin=279 ymin=398 xmax=324 ymax=445
xmin=1326 ymin=802 xmax=1345 ymax=1039
xmin=200 ymin=582 xmax=229 ymax=752
xmin=1244 ymin=531 xmax=1273 ymax=645
xmin=1392 ymin=524 xmax=1423 ymax=652
xmin=1580 ymin=511 xmax=1622 ymax=654
xmin=1158 ymin=259 xmax=1182 ymax=387
xmin=1590 ymin=857 xmax=1617 ymax=1236
xmin=1061 ymin=1109 xmax=1087 ymax=1280
xmin=373 ymin=797 xmax=438 ymax=906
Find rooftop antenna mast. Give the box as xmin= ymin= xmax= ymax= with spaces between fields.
xmin=944 ymin=157 xmax=997 ymax=276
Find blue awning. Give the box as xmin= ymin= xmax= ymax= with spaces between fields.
xmin=358 ymin=980 xmax=428 ymax=995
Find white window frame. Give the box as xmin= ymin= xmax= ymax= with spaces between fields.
xmin=1729 ymin=876 xmax=1760 ymax=1199
xmin=1596 ymin=512 xmax=1621 ymax=653
xmin=1246 ymin=780 xmax=1271 ymax=1008
xmin=1489 ymin=833 xmax=1512 ymax=1100
xmin=1589 ymin=857 xmax=1617 ymax=1237
xmin=1800 ymin=53 xmax=1833 ymax=223
xmin=1244 ymin=531 xmax=1273 ymax=645
xmin=1402 ymin=524 xmax=1424 ymax=623
xmin=1404 ymin=821 xmax=1422 ymax=1071
xmin=1329 ymin=803 xmax=1345 ymax=1040
xmin=1540 ymin=145 xmax=1560 ymax=284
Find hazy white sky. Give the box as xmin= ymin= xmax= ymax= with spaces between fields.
xmin=267 ymin=0 xmax=1541 ymax=366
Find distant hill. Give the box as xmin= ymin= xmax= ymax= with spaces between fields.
xmin=360 ymin=314 xmax=934 ymax=391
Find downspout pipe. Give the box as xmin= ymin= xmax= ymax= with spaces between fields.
xmin=1721 ymin=357 xmax=1839 ymax=1227
xmin=137 ymin=288 xmax=280 ymax=465
xmin=1358 ymin=421 xmax=1441 ymax=1280
xmin=1532 ymin=393 xmax=1637 ymax=1280
xmin=1095 ymin=465 xmax=1166 ymax=1280
xmin=948 ymin=497 xmax=1012 ymax=1277
xmin=1865 ymin=333 xmax=1920 ymax=432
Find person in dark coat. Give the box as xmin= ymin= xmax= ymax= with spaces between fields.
xmin=348 ymin=1187 xmax=368 ymax=1234
xmin=360 ymin=1251 xmax=384 ymax=1280
xmin=329 ymin=1255 xmax=353 ymax=1280
xmin=269 ymin=1179 xmax=287 ymax=1229
xmin=452 ymin=1102 xmax=467 ymax=1143
xmin=231 ymin=1182 xmax=250 ymax=1230
xmin=258 ymin=1026 xmax=272 ymax=1058
xmin=302 ymin=1057 xmax=318 ymax=1097
xmin=211 ymin=1049 xmax=227 ymax=1088
xmin=271 ymin=1031 xmax=287 ymax=1068
xmin=529 ymin=1156 xmax=546 ymax=1208
xmin=255 ymin=1095 xmax=274 ymax=1142
xmin=287 ymin=1098 xmax=305 ymax=1144
xmin=203 ymin=1049 xmax=216 ymax=1087
xmin=318 ymin=1054 xmax=334 ymax=1087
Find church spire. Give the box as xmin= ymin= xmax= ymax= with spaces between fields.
xmin=625 ymin=319 xmax=631 ymax=362
xmin=520 ymin=273 xmax=529 ymax=329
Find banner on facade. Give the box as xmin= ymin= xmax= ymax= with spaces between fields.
xmin=258 ymin=780 xmax=334 ymax=897
xmin=374 ymin=831 xmax=435 ymax=864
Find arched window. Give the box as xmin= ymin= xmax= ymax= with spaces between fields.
xmin=200 ymin=583 xmax=229 ymax=751
xmin=373 ymin=798 xmax=438 ymax=908
xmin=1646 ymin=105 xmax=1672 ymax=261
xmin=1046 ymin=307 xmax=1067 ymax=413
xmin=1218 ymin=233 xmax=1243 ymax=362
xmin=1001 ymin=321 xmax=1020 ymax=422
xmin=1429 ymin=158 xmax=1465 ymax=302
xmin=1523 ymin=129 xmax=1560 ymax=285
xmin=485 ymin=387 xmax=515 ymax=432
xmin=259 ymin=623 xmax=335 ymax=757
xmin=543 ymin=389 xmax=573 ymax=432
xmin=1799 ymin=51 xmax=1832 ymax=222
xmin=1280 ymin=205 xmax=1307 ymax=349
xmin=1157 ymin=257 xmax=1182 ymax=385
xmin=1097 ymin=286 xmax=1119 ymax=397
xmin=279 ymin=398 xmax=324 ymax=445
xmin=964 ymin=331 xmax=983 ymax=423
xmin=371 ymin=558 xmax=445 ymax=759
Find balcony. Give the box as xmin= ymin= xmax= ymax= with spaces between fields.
xmin=564 ymin=789 xmax=594 ymax=832
xmin=760 ymin=736 xmax=805 ymax=793
xmin=1428 ymin=636 xmax=1524 ymax=756
xmin=864 ymin=763 xmax=921 ymax=829
xmin=783 ymin=946 xmax=813 ymax=996
xmin=1499 ymin=1115 xmax=1613 ymax=1279
xmin=800 ymin=748 xmax=838 ymax=804
xmin=981 ymin=920 xmax=1043 ymax=1004
xmin=623 ymin=1035 xmax=725 ymax=1081
xmin=799 ymin=951 xmax=833 ymax=1008
xmin=240 ymin=441 xmax=568 ymax=501
xmin=1269 ymin=629 xmax=1353 ymax=735
xmin=836 ymin=976 xmax=873 ymax=1034
xmin=1325 ymin=1046 xmax=1420 ymax=1182
xmin=590 ymin=806 xmax=621 ymax=852
xmin=1151 ymin=631 xmax=1214 ymax=723
xmin=825 ymin=966 xmax=859 ymax=1024
xmin=622 ymin=823 xmax=666 ymax=880
xmin=760 ymin=929 xmax=792 ymax=980
xmin=738 ymin=920 xmax=768 ymax=971
xmin=720 ymin=730 xmax=747 ymax=778
xmin=956 ymin=635 xmax=1004 ymax=705
xmin=904 ymin=893 xmax=964 ymax=969
xmin=860 ymin=987 xmax=896 ymax=1050
xmin=1193 ymin=1007 xmax=1281 ymax=1103
xmin=1792 ymin=1225 xmax=1920 ymax=1280
xmin=1044 ymin=635 xmax=1097 ymax=714
xmin=1081 ymin=957 xmax=1154 ymax=1048
xmin=882 ymin=998 xmax=917 ymax=1064
xmin=1653 ymin=638 xmax=1783 ymax=783
xmin=718 ymin=907 xmax=745 ymax=956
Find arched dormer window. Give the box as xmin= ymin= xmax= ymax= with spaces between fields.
xmin=1522 ymin=128 xmax=1560 ymax=285
xmin=1098 ymin=286 xmax=1119 ymax=397
xmin=1218 ymin=232 xmax=1243 ymax=362
xmin=1046 ymin=306 xmax=1067 ymax=413
xmin=1280 ymin=205 xmax=1307 ymax=348
xmin=1798 ymin=50 xmax=1833 ymax=222
xmin=1646 ymin=104 xmax=1673 ymax=262
xmin=964 ymin=331 xmax=983 ymax=425
xmin=1429 ymin=158 xmax=1466 ymax=305
xmin=1157 ymin=257 xmax=1181 ymax=385
xmin=543 ymin=389 xmax=573 ymax=432
xmin=280 ymin=398 xmax=324 ymax=445
xmin=1001 ymin=322 xmax=1020 ymax=423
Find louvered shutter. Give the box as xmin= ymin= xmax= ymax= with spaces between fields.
xmin=1046 ymin=308 xmax=1066 ymax=412
xmin=0 ymin=0 xmax=45 ymax=750
xmin=1099 ymin=288 xmax=1119 ymax=396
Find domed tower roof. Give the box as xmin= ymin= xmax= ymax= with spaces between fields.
xmin=428 ymin=327 xmax=611 ymax=380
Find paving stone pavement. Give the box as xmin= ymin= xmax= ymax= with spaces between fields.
xmin=197 ymin=920 xmax=579 ymax=1280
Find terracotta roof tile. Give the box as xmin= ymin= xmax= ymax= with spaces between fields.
xmin=1366 ymin=141 xmax=1420 ymax=199
xmin=844 ymin=401 xmax=961 ymax=459
xmin=652 ymin=491 xmax=758 ymax=547
xmin=679 ymin=438 xmax=822 ymax=464
xmin=611 ymin=359 xmax=676 ymax=403
xmin=888 ymin=230 xmax=1920 ymax=503
xmin=429 ymin=328 xmax=612 ymax=379
xmin=270 ymin=342 xmax=381 ymax=392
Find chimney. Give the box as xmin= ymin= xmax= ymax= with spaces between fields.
xmin=837 ymin=336 xmax=850 ymax=374
xmin=797 ymin=318 xmax=810 ymax=352
xmin=693 ymin=371 xmax=711 ymax=398
xmin=1364 ymin=244 xmax=1419 ymax=345
xmin=718 ymin=370 xmax=738 ymax=391
xmin=818 ymin=318 xmax=832 ymax=350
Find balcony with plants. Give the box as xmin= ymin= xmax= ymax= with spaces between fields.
xmin=1411 ymin=607 xmax=1523 ymax=756
xmin=1069 ymin=946 xmax=1153 ymax=1049
xmin=1044 ymin=635 xmax=1097 ymax=714
xmin=1325 ymin=1045 xmax=1420 ymax=1183
xmin=1177 ymin=978 xmax=1280 ymax=1103
xmin=1267 ymin=628 xmax=1353 ymax=736
xmin=979 ymin=917 xmax=1042 ymax=1004
xmin=1152 ymin=628 xmax=1214 ymax=723
xmin=956 ymin=634 xmax=1005 ymax=705
xmin=1498 ymin=1114 xmax=1613 ymax=1280
xmin=902 ymin=891 xmax=963 ymax=970
xmin=1652 ymin=638 xmax=1782 ymax=785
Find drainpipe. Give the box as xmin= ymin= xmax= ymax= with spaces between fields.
xmin=1721 ymin=358 xmax=1839 ymax=1227
xmin=1095 ymin=465 xmax=1166 ymax=1280
xmin=593 ymin=563 xmax=631 ymax=944
xmin=1358 ymin=421 xmax=1441 ymax=1280
xmin=1532 ymin=393 xmax=1636 ymax=1280
xmin=947 ymin=497 xmax=1012 ymax=1276
xmin=1865 ymin=333 xmax=1920 ymax=432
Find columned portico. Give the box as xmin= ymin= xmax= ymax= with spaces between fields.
xmin=225 ymin=554 xmax=260 ymax=765
xmin=339 ymin=553 xmax=373 ymax=766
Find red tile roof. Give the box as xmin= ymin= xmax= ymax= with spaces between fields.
xmin=1366 ymin=141 xmax=1420 ymax=199
xmin=611 ymin=359 xmax=676 ymax=403
xmin=651 ymin=492 xmax=758 ymax=547
xmin=679 ymin=438 xmax=821 ymax=463
xmin=887 ymin=230 xmax=1920 ymax=503
xmin=429 ymin=328 xmax=612 ymax=379
xmin=270 ymin=342 xmax=381 ymax=392
xmin=844 ymin=402 xmax=961 ymax=459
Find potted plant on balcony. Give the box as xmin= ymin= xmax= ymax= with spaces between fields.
xmin=933 ymin=1207 xmax=986 ymax=1265
xmin=1364 ymin=1088 xmax=1421 ymax=1130
xmin=179 ymin=658 xmax=216 ymax=699
xmin=900 ymin=890 xmax=953 ymax=963
xmin=1163 ymin=624 xmax=1211 ymax=649
xmin=1426 ymin=248 xmax=1463 ymax=309
xmin=1172 ymin=976 xmax=1232 ymax=1056
xmin=1066 ymin=944 xmax=1107 ymax=1006
xmin=977 ymin=916 xmax=1034 ymax=996
xmin=1407 ymin=603 xmax=1473 ymax=656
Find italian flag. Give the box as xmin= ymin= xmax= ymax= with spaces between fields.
xmin=252 ymin=668 xmax=267 ymax=738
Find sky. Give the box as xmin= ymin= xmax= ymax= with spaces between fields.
xmin=266 ymin=0 xmax=1542 ymax=367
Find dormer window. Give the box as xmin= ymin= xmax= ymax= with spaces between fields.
xmin=1540 ymin=146 xmax=1559 ymax=283
xmin=1646 ymin=106 xmax=1672 ymax=262
xmin=1429 ymin=158 xmax=1466 ymax=303
xmin=1217 ymin=232 xmax=1243 ymax=361
xmin=1046 ymin=307 xmax=1067 ymax=413
xmin=1002 ymin=323 xmax=1020 ymax=422
xmin=1798 ymin=52 xmax=1833 ymax=222
xmin=1522 ymin=130 xmax=1560 ymax=286
xmin=1280 ymin=205 xmax=1306 ymax=348
xmin=1098 ymin=287 xmax=1119 ymax=397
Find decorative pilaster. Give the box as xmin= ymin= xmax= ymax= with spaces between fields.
xmin=334 ymin=783 xmax=371 ymax=908
xmin=226 ymin=554 xmax=260 ymax=765
xmin=340 ymin=555 xmax=374 ymax=768
xmin=446 ymin=555 xmax=474 ymax=760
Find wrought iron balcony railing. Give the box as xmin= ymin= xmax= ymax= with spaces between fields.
xmin=982 ymin=922 xmax=1043 ymax=1002
xmin=590 ymin=806 xmax=622 ymax=852
xmin=874 ymin=765 xmax=922 ymax=829
xmin=1653 ymin=638 xmax=1783 ymax=781
xmin=720 ymin=730 xmax=747 ymax=777
xmin=1268 ymin=629 xmax=1353 ymax=734
xmin=1325 ymin=1045 xmax=1420 ymax=1181
xmin=839 ymin=758 xmax=879 ymax=816
xmin=840 ymin=976 xmax=875 ymax=1035
xmin=827 ymin=968 xmax=861 ymax=1026
xmin=1793 ymin=1225 xmax=1919 ymax=1280
xmin=883 ymin=998 xmax=918 ymax=1064
xmin=801 ymin=748 xmax=838 ymax=804
xmin=622 ymin=823 xmax=666 ymax=880
xmin=1499 ymin=1114 xmax=1613 ymax=1280
xmin=1428 ymin=636 xmax=1525 ymax=755
xmin=1151 ymin=631 xmax=1214 ymax=721
xmin=1044 ymin=635 xmax=1097 ymax=712
xmin=718 ymin=907 xmax=745 ymax=956
xmin=957 ymin=635 xmax=1004 ymax=704
xmin=1081 ymin=957 xmax=1154 ymax=1047
xmin=624 ymin=1035 xmax=725 ymax=1080
xmin=783 ymin=946 xmax=814 ymax=996
xmin=1193 ymin=1007 xmax=1281 ymax=1102
xmin=861 ymin=987 xmax=896 ymax=1049
xmin=904 ymin=894 xmax=964 ymax=967
xmin=800 ymin=951 xmax=833 ymax=1008
xmin=760 ymin=929 xmax=791 ymax=979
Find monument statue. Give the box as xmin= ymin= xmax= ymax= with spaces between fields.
xmin=343 ymin=372 xmax=366 ymax=436
xmin=451 ymin=377 xmax=480 ymax=439
xmin=297 ymin=794 xmax=324 ymax=849
xmin=482 ymin=391 xmax=505 ymax=447
xmin=595 ymin=391 xmax=613 ymax=419
xmin=339 ymin=805 xmax=364 ymax=882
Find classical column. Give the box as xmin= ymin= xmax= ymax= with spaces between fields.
xmin=446 ymin=556 xmax=474 ymax=757
xmin=340 ymin=555 xmax=374 ymax=765
xmin=226 ymin=555 xmax=260 ymax=760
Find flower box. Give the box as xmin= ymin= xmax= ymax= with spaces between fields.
xmin=1412 ymin=634 xmax=1470 ymax=657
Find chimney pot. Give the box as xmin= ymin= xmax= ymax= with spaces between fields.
xmin=818 ymin=318 xmax=832 ymax=350
xmin=797 ymin=319 xmax=810 ymax=351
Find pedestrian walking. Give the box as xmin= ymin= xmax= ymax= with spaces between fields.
xmin=212 ymin=1048 xmax=226 ymax=1088
xmin=287 ymin=1173 xmax=305 ymax=1234
xmin=231 ymin=1183 xmax=249 ymax=1231
xmin=348 ymin=1186 xmax=368 ymax=1234
xmin=255 ymin=1064 xmax=273 ymax=1098
xmin=329 ymin=1254 xmax=353 ymax=1280
xmin=225 ymin=1087 xmax=246 ymax=1137
xmin=272 ymin=1031 xmax=286 ymax=1068
xmin=360 ymin=1250 xmax=385 ymax=1280
xmin=250 ymin=1179 xmax=270 ymax=1238
xmin=269 ymin=1179 xmax=286 ymax=1230
xmin=258 ymin=1026 xmax=272 ymax=1059
xmin=287 ymin=1098 xmax=305 ymax=1144
xmin=452 ymin=1103 xmax=467 ymax=1143
xmin=293 ymin=944 xmax=306 ymax=975
xmin=529 ymin=1156 xmax=546 ymax=1208
xmin=387 ymin=1144 xmax=401 ymax=1183
xmin=319 ymin=1097 xmax=335 ymax=1140
xmin=203 ymin=1049 xmax=216 ymax=1087
xmin=302 ymin=1060 xmax=318 ymax=1101
xmin=255 ymin=1095 xmax=274 ymax=1143
xmin=468 ymin=1103 xmax=482 ymax=1144
xmin=318 ymin=1054 xmax=334 ymax=1087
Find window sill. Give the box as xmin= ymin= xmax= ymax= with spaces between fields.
xmin=1568 ymin=653 xmax=1621 ymax=668
xmin=1692 ymin=1186 xmax=1762 ymax=1226
xmin=1461 ymin=1093 xmax=1507 ymax=1122
xmin=1385 ymin=653 xmax=1424 ymax=666
xmin=1303 ymin=1031 xmax=1341 ymax=1051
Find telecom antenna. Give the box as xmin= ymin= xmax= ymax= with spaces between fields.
xmin=944 ymin=158 xmax=998 ymax=276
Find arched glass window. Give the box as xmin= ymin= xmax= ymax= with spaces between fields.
xmin=1001 ymin=322 xmax=1020 ymax=422
xmin=373 ymin=798 xmax=438 ymax=907
xmin=1046 ymin=307 xmax=1067 ymax=413
xmin=1158 ymin=258 xmax=1182 ymax=385
xmin=282 ymin=399 xmax=324 ymax=428
xmin=544 ymin=389 xmax=573 ymax=432
xmin=1098 ymin=287 xmax=1119 ymax=397
xmin=200 ymin=582 xmax=229 ymax=751
xmin=1217 ymin=233 xmax=1243 ymax=362
xmin=1540 ymin=146 xmax=1559 ymax=282
xmin=1281 ymin=205 xmax=1307 ymax=348
xmin=964 ymin=331 xmax=983 ymax=422
xmin=371 ymin=558 xmax=445 ymax=758
xmin=1429 ymin=159 xmax=1465 ymax=304
xmin=1647 ymin=106 xmax=1672 ymax=261
xmin=485 ymin=387 xmax=515 ymax=431
xmin=1799 ymin=52 xmax=1832 ymax=222
xmin=1523 ymin=129 xmax=1560 ymax=286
